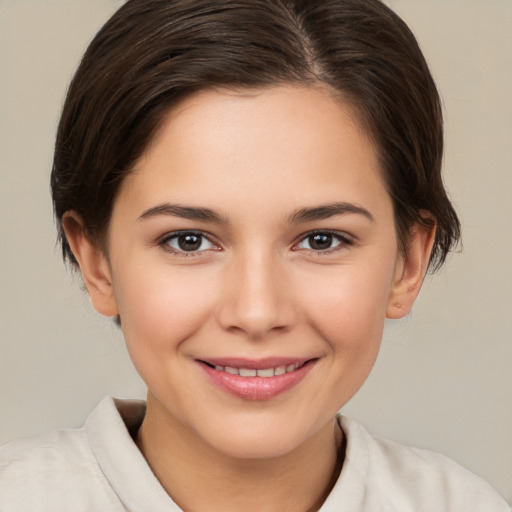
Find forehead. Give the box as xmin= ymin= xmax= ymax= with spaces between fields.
xmin=147 ymin=85 xmax=372 ymax=164
xmin=118 ymin=85 xmax=391 ymax=221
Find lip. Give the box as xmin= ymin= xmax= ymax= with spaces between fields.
xmin=199 ymin=356 xmax=311 ymax=370
xmin=197 ymin=357 xmax=317 ymax=401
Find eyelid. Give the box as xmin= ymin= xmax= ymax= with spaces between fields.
xmin=159 ymin=230 xmax=221 ymax=256
xmin=292 ymin=229 xmax=354 ymax=253
xmin=156 ymin=229 xmax=353 ymax=257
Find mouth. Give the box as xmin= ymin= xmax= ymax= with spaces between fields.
xmin=200 ymin=360 xmax=309 ymax=377
xmin=197 ymin=357 xmax=318 ymax=400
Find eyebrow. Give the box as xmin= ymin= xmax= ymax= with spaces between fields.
xmin=138 ymin=203 xmax=228 ymax=224
xmin=138 ymin=201 xmax=374 ymax=225
xmin=289 ymin=202 xmax=374 ymax=223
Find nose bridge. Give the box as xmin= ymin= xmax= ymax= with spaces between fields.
xmin=216 ymin=245 xmax=295 ymax=339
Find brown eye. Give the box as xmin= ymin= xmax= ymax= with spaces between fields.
xmin=308 ymin=233 xmax=333 ymax=251
xmin=295 ymin=231 xmax=351 ymax=252
xmin=177 ymin=233 xmax=202 ymax=251
xmin=164 ymin=232 xmax=214 ymax=253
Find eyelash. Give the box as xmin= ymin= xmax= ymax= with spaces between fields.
xmin=158 ymin=229 xmax=354 ymax=257
xmin=159 ymin=231 xmax=219 ymax=257
xmin=292 ymin=230 xmax=354 ymax=254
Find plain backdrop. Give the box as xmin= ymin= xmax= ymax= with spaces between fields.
xmin=0 ymin=0 xmax=511 ymax=503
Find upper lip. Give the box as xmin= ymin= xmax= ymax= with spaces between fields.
xmin=197 ymin=357 xmax=316 ymax=370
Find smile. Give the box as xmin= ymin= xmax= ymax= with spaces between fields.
xmin=206 ymin=362 xmax=304 ymax=378
xmin=198 ymin=358 xmax=317 ymax=400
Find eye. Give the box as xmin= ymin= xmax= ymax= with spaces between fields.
xmin=161 ymin=231 xmax=216 ymax=254
xmin=295 ymin=231 xmax=352 ymax=252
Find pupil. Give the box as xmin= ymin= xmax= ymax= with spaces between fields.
xmin=310 ymin=234 xmax=332 ymax=250
xmin=178 ymin=233 xmax=201 ymax=251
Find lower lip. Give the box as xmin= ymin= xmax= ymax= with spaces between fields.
xmin=199 ymin=360 xmax=316 ymax=401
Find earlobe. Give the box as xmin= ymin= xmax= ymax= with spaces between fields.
xmin=62 ymin=212 xmax=119 ymax=317
xmin=386 ymin=222 xmax=436 ymax=319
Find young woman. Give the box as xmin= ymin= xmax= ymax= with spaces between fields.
xmin=0 ymin=0 xmax=509 ymax=510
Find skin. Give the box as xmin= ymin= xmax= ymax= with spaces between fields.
xmin=64 ymin=85 xmax=435 ymax=512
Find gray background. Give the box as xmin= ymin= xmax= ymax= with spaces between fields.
xmin=0 ymin=0 xmax=511 ymax=502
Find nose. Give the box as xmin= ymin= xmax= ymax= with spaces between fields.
xmin=215 ymin=250 xmax=297 ymax=340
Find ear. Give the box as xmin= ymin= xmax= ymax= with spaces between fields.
xmin=62 ymin=212 xmax=119 ymax=317
xmin=386 ymin=221 xmax=436 ymax=319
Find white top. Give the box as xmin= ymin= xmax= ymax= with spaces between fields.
xmin=0 ymin=397 xmax=508 ymax=511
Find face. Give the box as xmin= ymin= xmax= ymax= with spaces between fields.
xmin=72 ymin=86 xmax=428 ymax=459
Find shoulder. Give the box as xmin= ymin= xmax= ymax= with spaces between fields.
xmin=0 ymin=425 xmax=99 ymax=480
xmin=0 ymin=398 xmax=134 ymax=511
xmin=331 ymin=416 xmax=509 ymax=512
xmin=0 ymin=428 xmax=120 ymax=510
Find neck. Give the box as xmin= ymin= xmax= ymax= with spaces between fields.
xmin=136 ymin=394 xmax=344 ymax=512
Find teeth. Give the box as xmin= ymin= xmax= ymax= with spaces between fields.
xmin=239 ymin=368 xmax=257 ymax=377
xmin=211 ymin=362 xmax=304 ymax=378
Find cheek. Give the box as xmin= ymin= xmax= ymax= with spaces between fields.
xmin=298 ymin=261 xmax=395 ymax=353
xmin=112 ymin=262 xmax=218 ymax=358
xmin=296 ymin=264 xmax=395 ymax=409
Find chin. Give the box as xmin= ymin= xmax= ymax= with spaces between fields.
xmin=212 ymin=430 xmax=305 ymax=460
xmin=200 ymin=412 xmax=323 ymax=461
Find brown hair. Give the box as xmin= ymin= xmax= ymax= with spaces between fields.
xmin=51 ymin=0 xmax=460 ymax=271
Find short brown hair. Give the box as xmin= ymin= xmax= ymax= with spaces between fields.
xmin=51 ymin=0 xmax=460 ymax=271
